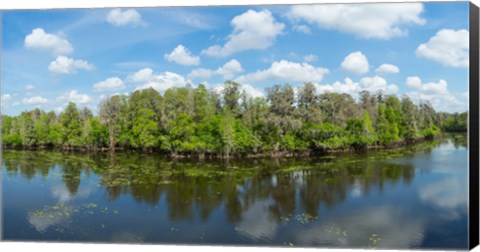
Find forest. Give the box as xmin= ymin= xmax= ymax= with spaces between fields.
xmin=1 ymin=81 xmax=468 ymax=157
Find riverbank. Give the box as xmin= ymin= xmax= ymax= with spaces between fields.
xmin=2 ymin=133 xmax=456 ymax=160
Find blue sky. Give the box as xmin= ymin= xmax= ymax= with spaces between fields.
xmin=0 ymin=2 xmax=469 ymax=115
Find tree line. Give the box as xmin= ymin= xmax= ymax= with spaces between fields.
xmin=1 ymin=81 xmax=467 ymax=157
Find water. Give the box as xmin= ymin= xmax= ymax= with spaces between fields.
xmin=1 ymin=134 xmax=468 ymax=249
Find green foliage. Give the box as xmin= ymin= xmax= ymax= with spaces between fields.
xmin=2 ymin=81 xmax=456 ymax=154
xmin=420 ymin=125 xmax=441 ymax=139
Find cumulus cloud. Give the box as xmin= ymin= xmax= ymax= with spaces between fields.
xmin=106 ymin=8 xmax=146 ymax=27
xmin=129 ymin=68 xmax=189 ymax=93
xmin=1 ymin=94 xmax=12 ymax=108
xmin=375 ymin=64 xmax=400 ymax=74
xmin=315 ymin=77 xmax=360 ymax=95
xmin=215 ymin=59 xmax=244 ymax=79
xmin=59 ymin=90 xmax=91 ymax=104
xmin=22 ymin=96 xmax=48 ymax=105
xmin=25 ymin=85 xmax=35 ymax=91
xmin=127 ymin=68 xmax=154 ymax=83
xmin=360 ymin=76 xmax=399 ymax=94
xmin=316 ymin=75 xmax=398 ymax=97
xmin=213 ymin=82 xmax=265 ymax=99
xmin=242 ymin=84 xmax=265 ymax=98
xmin=235 ymin=60 xmax=329 ymax=84
xmin=188 ymin=59 xmax=244 ymax=80
xmin=164 ymin=44 xmax=201 ymax=66
xmin=48 ymin=56 xmax=95 ymax=74
xmin=405 ymin=76 xmax=448 ymax=94
xmin=202 ymin=9 xmax=285 ymax=57
xmin=288 ymin=3 xmax=425 ymax=39
xmin=93 ymin=77 xmax=126 ymax=92
xmin=405 ymin=76 xmax=466 ymax=113
xmin=24 ymin=28 xmax=73 ymax=56
xmin=341 ymin=51 xmax=369 ymax=74
xmin=416 ymin=29 xmax=469 ymax=68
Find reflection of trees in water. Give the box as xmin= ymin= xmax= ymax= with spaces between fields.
xmin=5 ymin=137 xmax=455 ymax=225
xmin=448 ymin=133 xmax=467 ymax=149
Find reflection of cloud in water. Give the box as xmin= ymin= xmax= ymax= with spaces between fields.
xmin=433 ymin=142 xmax=457 ymax=155
xmin=419 ymin=177 xmax=467 ymax=219
xmin=350 ymin=180 xmax=362 ymax=198
xmin=236 ymin=201 xmax=278 ymax=241
xmin=295 ymin=205 xmax=425 ymax=249
xmin=51 ymin=183 xmax=96 ymax=203
xmin=28 ymin=183 xmax=97 ymax=232
xmin=111 ymin=231 xmax=145 ymax=243
xmin=51 ymin=184 xmax=73 ymax=203
xmin=27 ymin=204 xmax=74 ymax=232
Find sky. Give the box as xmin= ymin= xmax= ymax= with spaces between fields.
xmin=0 ymin=2 xmax=470 ymax=116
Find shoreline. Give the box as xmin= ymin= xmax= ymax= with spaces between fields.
xmin=1 ymin=133 xmax=460 ymax=160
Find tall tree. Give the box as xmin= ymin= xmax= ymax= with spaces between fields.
xmin=99 ymin=96 xmax=124 ymax=150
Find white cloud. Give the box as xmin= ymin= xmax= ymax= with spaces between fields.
xmin=1 ymin=94 xmax=12 ymax=108
xmin=375 ymin=64 xmax=400 ymax=74
xmin=242 ymin=84 xmax=265 ymax=98
xmin=202 ymin=9 xmax=285 ymax=57
xmin=164 ymin=44 xmax=200 ymax=66
xmin=360 ymin=76 xmax=399 ymax=94
xmin=188 ymin=68 xmax=213 ymax=80
xmin=24 ymin=28 xmax=73 ymax=56
xmin=93 ymin=77 xmax=126 ymax=92
xmin=22 ymin=96 xmax=48 ymax=105
xmin=235 ymin=60 xmax=329 ymax=84
xmin=416 ymin=29 xmax=469 ymax=68
xmin=316 ymin=77 xmax=360 ymax=95
xmin=135 ymin=71 xmax=189 ymax=93
xmin=341 ymin=51 xmax=369 ymax=74
xmin=293 ymin=25 xmax=311 ymax=34
xmin=127 ymin=68 xmax=154 ymax=83
xmin=59 ymin=90 xmax=91 ymax=104
xmin=316 ymin=76 xmax=398 ymax=97
xmin=54 ymin=106 xmax=65 ymax=114
xmin=405 ymin=76 xmax=447 ymax=94
xmin=405 ymin=76 xmax=466 ymax=113
xmin=215 ymin=59 xmax=244 ymax=79
xmin=25 ymin=85 xmax=35 ymax=91
xmin=213 ymin=82 xmax=265 ymax=99
xmin=48 ymin=56 xmax=95 ymax=74
xmin=188 ymin=59 xmax=244 ymax=80
xmin=288 ymin=3 xmax=425 ymax=39
xmin=106 ymin=8 xmax=146 ymax=27
xmin=303 ymin=54 xmax=318 ymax=63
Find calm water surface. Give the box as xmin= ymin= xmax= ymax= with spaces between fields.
xmin=2 ymin=134 xmax=468 ymax=249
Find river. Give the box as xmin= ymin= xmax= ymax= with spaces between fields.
xmin=1 ymin=134 xmax=468 ymax=249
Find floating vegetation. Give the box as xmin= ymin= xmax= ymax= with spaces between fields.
xmin=81 ymin=203 xmax=98 ymax=209
xmin=33 ymin=210 xmax=45 ymax=217
xmin=369 ymin=233 xmax=381 ymax=248
xmin=294 ymin=213 xmax=318 ymax=224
